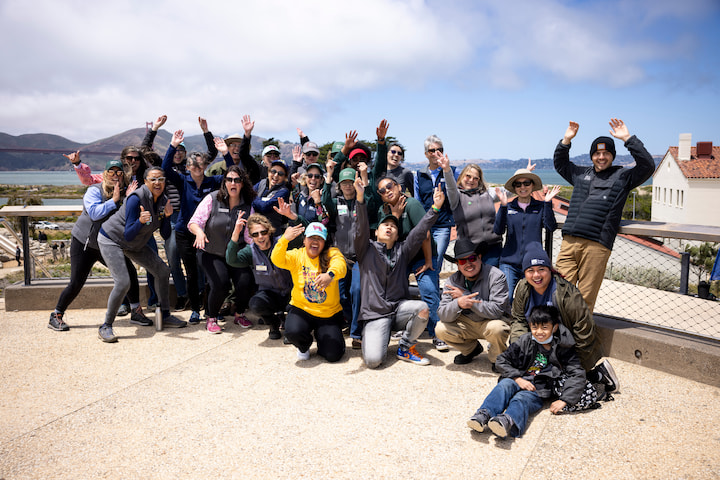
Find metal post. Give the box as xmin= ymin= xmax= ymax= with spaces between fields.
xmin=20 ymin=216 xmax=31 ymax=286
xmin=680 ymin=252 xmax=690 ymax=295
xmin=632 ymin=192 xmax=636 ymax=220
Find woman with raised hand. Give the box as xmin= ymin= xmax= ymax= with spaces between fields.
xmin=188 ymin=166 xmax=256 ymax=334
xmin=494 ymin=166 xmax=559 ymax=301
xmin=439 ymin=154 xmax=503 ymax=267
xmin=48 ymin=160 xmax=133 ymax=331
xmin=270 ymin=222 xmax=347 ymax=363
xmin=97 ymin=167 xmax=187 ymax=342
xmin=163 ymin=128 xmax=235 ymax=325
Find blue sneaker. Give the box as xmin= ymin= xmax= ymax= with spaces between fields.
xmin=188 ymin=311 xmax=201 ymax=325
xmin=396 ymin=345 xmax=429 ymax=366
xmin=467 ymin=409 xmax=490 ymax=433
xmin=98 ymin=324 xmax=117 ymax=343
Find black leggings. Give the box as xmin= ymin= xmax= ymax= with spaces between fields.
xmin=197 ymin=250 xmax=255 ymax=318
xmin=175 ymin=229 xmax=203 ymax=312
xmin=55 ymin=236 xmax=139 ymax=313
xmin=285 ymin=306 xmax=345 ymax=362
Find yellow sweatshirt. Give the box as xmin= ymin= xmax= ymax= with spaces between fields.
xmin=270 ymin=236 xmax=347 ymax=318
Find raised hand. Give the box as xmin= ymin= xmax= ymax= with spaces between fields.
xmin=64 ymin=150 xmax=81 ymax=166
xmin=437 ymin=153 xmax=451 ymax=171
xmin=431 ymin=185 xmax=445 ymax=210
xmin=171 ymin=130 xmax=184 ymax=148
xmin=153 ymin=115 xmax=167 ymax=131
xmin=242 ymin=115 xmax=255 ymax=137
xmin=198 ymin=116 xmax=209 ymax=133
xmin=214 ymin=137 xmax=229 ymax=156
xmin=112 ymin=181 xmax=121 ymax=203
xmin=457 ymin=291 xmax=481 ymax=310
xmin=538 ymin=184 xmax=560 ymax=202
xmin=357 ymin=161 xmax=368 ymax=186
xmin=526 ymin=158 xmax=536 ymax=171
xmin=273 ymin=197 xmax=297 ymax=220
xmin=297 ymin=127 xmax=305 ymax=139
xmin=609 ymin=118 xmax=630 ymax=142
xmin=139 ymin=205 xmax=151 ymax=225
xmin=283 ymin=223 xmax=305 ymax=242
xmin=495 ymin=186 xmax=508 ymax=206
xmin=344 ymin=130 xmax=358 ymax=152
xmin=126 ymin=179 xmax=138 ymax=196
xmin=353 ymin=175 xmax=365 ymax=203
xmin=390 ymin=195 xmax=406 ymax=218
xmin=231 ymin=212 xmax=247 ymax=241
xmin=292 ymin=145 xmax=302 ymax=163
xmin=376 ymin=119 xmax=389 ymax=141
xmin=563 ymin=121 xmax=579 ymax=144
xmin=164 ymin=201 xmax=173 ymax=218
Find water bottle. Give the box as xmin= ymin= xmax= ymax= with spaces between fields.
xmin=155 ymin=307 xmax=162 ymax=331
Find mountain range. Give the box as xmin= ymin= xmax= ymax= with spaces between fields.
xmin=0 ymin=129 xmax=660 ymax=171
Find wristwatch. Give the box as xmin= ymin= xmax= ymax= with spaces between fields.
xmin=327 ymin=271 xmax=335 ymax=280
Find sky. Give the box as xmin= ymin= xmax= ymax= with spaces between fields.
xmin=1 ymin=0 xmax=719 ymax=161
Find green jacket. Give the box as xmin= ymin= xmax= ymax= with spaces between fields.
xmin=510 ymin=273 xmax=603 ymax=371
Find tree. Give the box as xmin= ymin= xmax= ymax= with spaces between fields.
xmin=684 ymin=242 xmax=719 ymax=284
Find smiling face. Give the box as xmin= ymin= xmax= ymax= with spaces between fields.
xmin=105 ymin=167 xmax=124 ymax=186
xmin=530 ymin=321 xmax=557 ymax=345
xmin=339 ymin=179 xmax=355 ymax=199
xmin=377 ymin=178 xmax=400 ymax=205
xmin=524 ymin=265 xmax=552 ymax=295
xmin=304 ymin=235 xmax=325 ymax=259
xmin=305 ymin=166 xmax=323 ymax=191
xmin=228 ymin=141 xmax=241 ymax=160
xmin=144 ymin=169 xmax=166 ymax=199
xmin=267 ymin=164 xmax=287 ymax=187
xmin=387 ymin=146 xmax=404 ymax=169
xmin=173 ymin=149 xmax=186 ymax=164
xmin=592 ymin=150 xmax=613 ymax=172
xmin=187 ymin=156 xmax=206 ymax=180
xmin=460 ymin=167 xmax=481 ymax=190
xmin=424 ymin=142 xmax=442 ymax=167
xmin=513 ymin=177 xmax=534 ymax=200
xmin=458 ymin=253 xmax=482 ymax=280
xmin=249 ymin=223 xmax=272 ymax=250
xmin=124 ymin=152 xmax=142 ymax=175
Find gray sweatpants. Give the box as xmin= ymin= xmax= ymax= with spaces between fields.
xmin=98 ymin=234 xmax=170 ymax=326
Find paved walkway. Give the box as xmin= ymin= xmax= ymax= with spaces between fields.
xmin=1 ymin=304 xmax=718 ymax=479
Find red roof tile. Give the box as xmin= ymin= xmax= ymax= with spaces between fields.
xmin=667 ymin=146 xmax=720 ymax=178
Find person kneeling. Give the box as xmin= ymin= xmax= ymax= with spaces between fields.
xmin=354 ymin=177 xmax=444 ymax=367
xmin=467 ymin=305 xmax=595 ymax=439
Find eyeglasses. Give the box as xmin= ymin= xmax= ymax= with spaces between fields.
xmin=269 ymin=169 xmax=286 ymax=177
xmin=124 ymin=155 xmax=141 ymax=162
xmin=250 ymin=229 xmax=269 ymax=238
xmin=147 ymin=177 xmax=166 ymax=183
xmin=457 ymin=254 xmax=478 ymax=266
xmin=226 ymin=177 xmax=243 ymax=184
xmin=389 ymin=149 xmax=403 ymax=156
xmin=304 ymin=151 xmax=319 ymax=157
xmin=377 ymin=182 xmax=396 ymax=195
xmin=513 ymin=180 xmax=533 ymax=188
xmin=306 ymin=173 xmax=323 ymax=179
xmin=427 ymin=148 xmax=443 ymax=154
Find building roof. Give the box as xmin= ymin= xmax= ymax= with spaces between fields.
xmin=668 ymin=146 xmax=720 ymax=179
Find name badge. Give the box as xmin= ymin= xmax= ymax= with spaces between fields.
xmin=256 ymin=265 xmax=268 ymax=272
xmin=218 ymin=208 xmax=229 ymax=213
xmin=338 ymin=205 xmax=349 ymax=216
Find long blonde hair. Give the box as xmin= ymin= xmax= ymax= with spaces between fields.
xmin=458 ymin=164 xmax=487 ymax=193
xmin=101 ymin=169 xmax=127 ymax=199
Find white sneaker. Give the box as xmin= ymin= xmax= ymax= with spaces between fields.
xmin=296 ymin=348 xmax=310 ymax=361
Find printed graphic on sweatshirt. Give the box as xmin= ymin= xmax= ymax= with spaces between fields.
xmin=526 ymin=351 xmax=548 ymax=377
xmin=301 ymin=266 xmax=327 ymax=304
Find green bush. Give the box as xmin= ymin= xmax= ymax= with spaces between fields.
xmin=605 ymin=265 xmax=679 ymax=292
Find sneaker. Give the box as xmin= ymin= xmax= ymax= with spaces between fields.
xmin=188 ymin=311 xmax=201 ymax=325
xmin=130 ymin=306 xmax=153 ymax=326
xmin=433 ymin=337 xmax=450 ymax=352
xmin=351 ymin=339 xmax=362 ymax=350
xmin=162 ymin=315 xmax=187 ymax=328
xmin=206 ymin=317 xmax=222 ymax=334
xmin=488 ymin=414 xmax=514 ymax=439
xmin=48 ymin=312 xmax=69 ymax=331
xmin=148 ymin=302 xmax=160 ymax=310
xmin=219 ymin=301 xmax=232 ymax=316
xmin=397 ymin=345 xmax=430 ymax=366
xmin=491 ymin=362 xmax=499 ymax=374
xmin=454 ymin=342 xmax=484 ymax=365
xmin=268 ymin=325 xmax=282 ymax=340
xmin=117 ymin=304 xmax=131 ymax=317
xmin=98 ymin=324 xmax=117 ymax=343
xmin=283 ymin=335 xmax=291 ymax=345
xmin=467 ymin=409 xmax=490 ymax=433
xmin=234 ymin=313 xmax=252 ymax=328
xmin=174 ymin=296 xmax=189 ymax=311
xmin=595 ymin=359 xmax=620 ymax=393
xmin=297 ymin=348 xmax=310 ymax=361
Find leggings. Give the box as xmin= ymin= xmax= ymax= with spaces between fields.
xmin=197 ymin=250 xmax=254 ymax=318
xmin=175 ymin=229 xmax=203 ymax=312
xmin=285 ymin=306 xmax=345 ymax=362
xmin=55 ymin=236 xmax=139 ymax=313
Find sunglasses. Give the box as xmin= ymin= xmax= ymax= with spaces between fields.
xmin=250 ymin=229 xmax=269 ymax=238
xmin=108 ymin=169 xmax=124 ymax=176
xmin=389 ymin=149 xmax=403 ymax=156
xmin=457 ymin=254 xmax=478 ymax=266
xmin=427 ymin=148 xmax=443 ymax=154
xmin=187 ymin=161 xmax=204 ymax=168
xmin=265 ymin=152 xmax=280 ymax=158
xmin=226 ymin=177 xmax=243 ymax=184
xmin=147 ymin=177 xmax=166 ymax=183
xmin=377 ymin=182 xmax=397 ymax=195
xmin=304 ymin=151 xmax=319 ymax=156
xmin=306 ymin=173 xmax=323 ymax=179
xmin=124 ymin=155 xmax=141 ymax=162
xmin=270 ymin=169 xmax=286 ymax=177
xmin=513 ymin=180 xmax=533 ymax=187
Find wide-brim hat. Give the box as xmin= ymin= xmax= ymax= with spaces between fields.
xmin=224 ymin=134 xmax=244 ymax=145
xmin=504 ymin=168 xmax=543 ymax=194
xmin=443 ymin=238 xmax=489 ymax=264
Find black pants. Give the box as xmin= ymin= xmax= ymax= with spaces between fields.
xmin=247 ymin=290 xmax=290 ymax=325
xmin=55 ymin=237 xmax=139 ymax=313
xmin=175 ymin=229 xmax=203 ymax=312
xmin=197 ymin=250 xmax=255 ymax=318
xmin=285 ymin=306 xmax=345 ymax=362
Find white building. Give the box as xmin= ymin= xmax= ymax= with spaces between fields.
xmin=652 ymin=134 xmax=720 ymax=227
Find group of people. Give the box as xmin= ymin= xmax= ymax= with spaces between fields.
xmin=46 ymin=115 xmax=655 ymax=439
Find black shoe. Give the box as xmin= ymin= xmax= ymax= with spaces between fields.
xmin=488 ymin=414 xmax=514 ymax=439
xmin=98 ymin=324 xmax=118 ymax=343
xmin=491 ymin=363 xmax=499 ymax=373
xmin=594 ymin=360 xmax=620 ymax=393
xmin=117 ymin=304 xmax=131 ymax=317
xmin=219 ymin=301 xmax=232 ymax=316
xmin=453 ymin=342 xmax=484 ymax=365
xmin=130 ymin=306 xmax=153 ymax=326
xmin=162 ymin=314 xmax=188 ymax=328
xmin=48 ymin=312 xmax=69 ymax=331
xmin=467 ymin=409 xmax=490 ymax=433
xmin=268 ymin=325 xmax=282 ymax=340
xmin=174 ymin=296 xmax=189 ymax=311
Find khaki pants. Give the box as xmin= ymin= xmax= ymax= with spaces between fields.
xmin=435 ymin=316 xmax=510 ymax=362
xmin=555 ymin=235 xmax=612 ymax=313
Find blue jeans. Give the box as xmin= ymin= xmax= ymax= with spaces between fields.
xmin=431 ymin=226 xmax=451 ymax=271
xmin=479 ymin=378 xmax=544 ymax=437
xmin=499 ymin=262 xmax=522 ymax=303
xmin=339 ymin=261 xmax=362 ymax=339
xmin=409 ymin=256 xmax=440 ymax=337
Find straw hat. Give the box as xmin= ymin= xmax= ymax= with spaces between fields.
xmin=504 ymin=168 xmax=543 ymax=194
